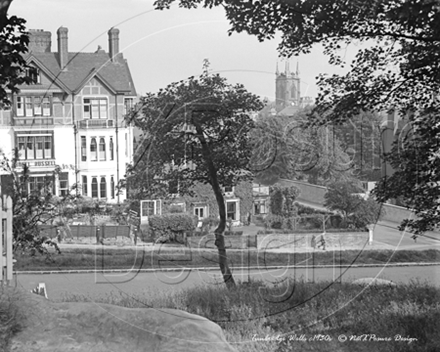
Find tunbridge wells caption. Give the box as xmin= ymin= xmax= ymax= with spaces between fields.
xmin=252 ymin=334 xmax=418 ymax=344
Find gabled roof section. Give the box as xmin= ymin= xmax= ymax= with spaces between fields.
xmin=23 ymin=51 xmax=137 ymax=96
xmin=22 ymin=56 xmax=71 ymax=93
xmin=73 ymin=68 xmax=117 ymax=95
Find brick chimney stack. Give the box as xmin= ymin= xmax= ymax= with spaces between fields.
xmin=108 ymin=28 xmax=119 ymax=62
xmin=57 ymin=27 xmax=68 ymax=70
xmin=28 ymin=29 xmax=52 ymax=53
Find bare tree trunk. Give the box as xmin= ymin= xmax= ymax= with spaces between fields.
xmin=193 ymin=119 xmax=236 ymax=289
xmin=212 ymin=181 xmax=236 ymax=289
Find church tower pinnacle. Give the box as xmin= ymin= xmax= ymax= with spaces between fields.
xmin=275 ymin=57 xmax=301 ymax=110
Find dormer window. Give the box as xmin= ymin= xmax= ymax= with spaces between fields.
xmin=26 ymin=67 xmax=40 ymax=84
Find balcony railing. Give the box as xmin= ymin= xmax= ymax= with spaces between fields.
xmin=77 ymin=119 xmax=116 ymax=129
xmin=13 ymin=117 xmax=54 ymax=126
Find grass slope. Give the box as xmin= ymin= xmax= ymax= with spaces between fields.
xmin=62 ymin=279 xmax=440 ymax=352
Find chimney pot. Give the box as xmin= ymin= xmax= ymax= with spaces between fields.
xmin=57 ymin=27 xmax=68 ymax=70
xmin=108 ymin=28 xmax=120 ymax=62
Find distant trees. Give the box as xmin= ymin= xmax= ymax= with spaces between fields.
xmin=251 ymin=107 xmax=353 ymax=186
xmin=154 ymin=0 xmax=440 ymax=236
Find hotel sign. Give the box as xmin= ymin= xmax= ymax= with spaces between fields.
xmin=18 ymin=160 xmax=56 ymax=168
xmin=17 ymin=160 xmax=75 ymax=170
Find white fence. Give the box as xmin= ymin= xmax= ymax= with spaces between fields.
xmin=1 ymin=196 xmax=13 ymax=283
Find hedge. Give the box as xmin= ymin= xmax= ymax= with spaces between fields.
xmin=148 ymin=213 xmax=198 ymax=241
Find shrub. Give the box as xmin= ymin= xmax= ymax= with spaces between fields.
xmin=148 ymin=213 xmax=197 ymax=241
xmin=283 ymin=217 xmax=297 ymax=231
xmin=263 ymin=214 xmax=285 ymax=229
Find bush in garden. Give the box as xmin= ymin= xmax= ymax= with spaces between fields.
xmin=283 ymin=217 xmax=297 ymax=231
xmin=264 ymin=214 xmax=285 ymax=229
xmin=148 ymin=213 xmax=197 ymax=242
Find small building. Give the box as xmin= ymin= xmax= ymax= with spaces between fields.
xmin=139 ymin=181 xmax=253 ymax=227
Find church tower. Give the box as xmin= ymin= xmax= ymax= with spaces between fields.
xmin=275 ymin=59 xmax=301 ymax=111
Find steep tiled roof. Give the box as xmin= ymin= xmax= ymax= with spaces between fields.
xmin=22 ymin=51 xmax=136 ymax=96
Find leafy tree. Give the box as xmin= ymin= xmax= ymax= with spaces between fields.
xmin=333 ymin=111 xmax=383 ymax=182
xmin=154 ymin=0 xmax=440 ymax=234
xmin=325 ymin=180 xmax=384 ymax=229
xmin=324 ymin=181 xmax=364 ymax=226
xmin=125 ymin=67 xmax=263 ymax=288
xmin=373 ymin=114 xmax=440 ymax=235
xmin=0 ymin=9 xmax=31 ymax=108
xmin=1 ymin=151 xmax=77 ymax=256
xmin=269 ymin=185 xmax=299 ymax=217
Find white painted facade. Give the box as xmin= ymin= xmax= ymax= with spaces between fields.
xmin=0 ymin=27 xmax=136 ymax=203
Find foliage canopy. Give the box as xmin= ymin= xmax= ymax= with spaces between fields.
xmin=155 ymin=0 xmax=440 ymax=234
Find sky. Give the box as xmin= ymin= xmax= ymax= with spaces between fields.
xmin=9 ymin=0 xmax=356 ymax=101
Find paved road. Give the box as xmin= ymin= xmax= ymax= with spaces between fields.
xmin=372 ymin=222 xmax=440 ymax=251
xmin=15 ymin=264 xmax=440 ymax=302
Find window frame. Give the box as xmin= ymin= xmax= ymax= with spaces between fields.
xmin=123 ymin=97 xmax=134 ymax=116
xmin=110 ymin=176 xmax=115 ymax=199
xmin=100 ymin=176 xmax=107 ymax=199
xmin=81 ymin=136 xmax=87 ymax=161
xmin=109 ymin=137 xmax=114 ymax=160
xmin=253 ymin=199 xmax=268 ymax=215
xmin=99 ymin=137 xmax=106 ymax=161
xmin=91 ymin=177 xmax=98 ymax=198
xmin=82 ymin=175 xmax=88 ymax=196
xmin=83 ymin=97 xmax=108 ymax=119
xmin=226 ymin=200 xmax=239 ymax=221
xmin=90 ymin=137 xmax=97 ymax=161
xmin=26 ymin=67 xmax=41 ymax=84
xmin=140 ymin=200 xmax=162 ymax=217
xmin=14 ymin=95 xmax=52 ymax=117
xmin=16 ymin=132 xmax=54 ymax=161
xmin=58 ymin=172 xmax=69 ymax=196
xmin=194 ymin=205 xmax=208 ymax=220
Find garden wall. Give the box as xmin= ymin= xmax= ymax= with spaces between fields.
xmin=188 ymin=234 xmax=257 ymax=249
xmin=188 ymin=231 xmax=368 ymax=250
xmin=257 ymin=232 xmax=369 ymax=250
xmin=381 ymin=203 xmax=416 ymax=224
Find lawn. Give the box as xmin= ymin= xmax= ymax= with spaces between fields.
xmin=13 ymin=247 xmax=440 ymax=272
